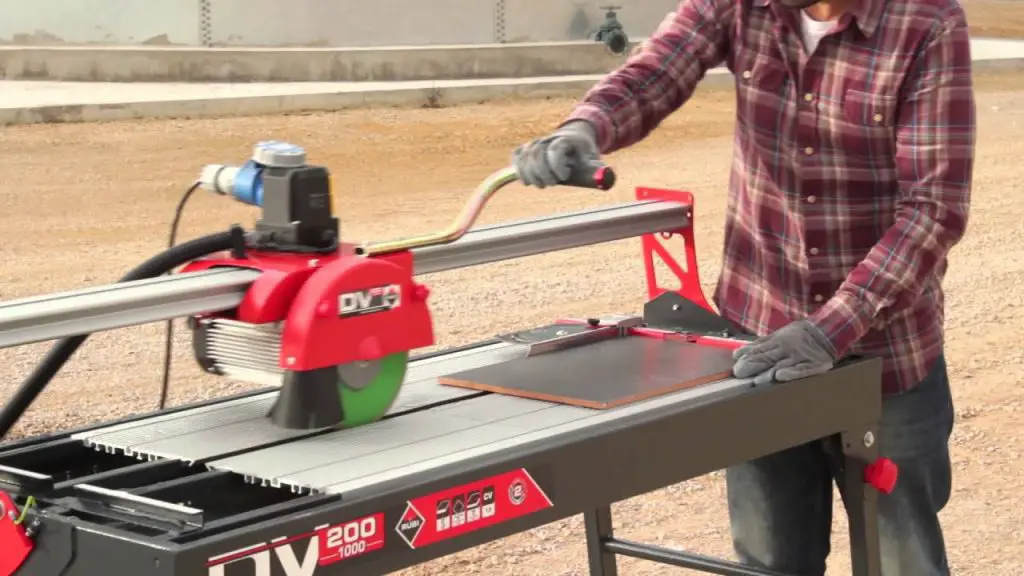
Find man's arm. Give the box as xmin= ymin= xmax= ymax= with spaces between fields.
xmin=808 ymin=11 xmax=976 ymax=359
xmin=631 ymin=10 xmax=678 ymax=56
xmin=564 ymin=0 xmax=733 ymax=154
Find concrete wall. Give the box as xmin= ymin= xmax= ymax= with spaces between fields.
xmin=0 ymin=0 xmax=678 ymax=47
xmin=501 ymin=0 xmax=675 ymax=43
xmin=0 ymin=0 xmax=200 ymax=45
xmin=207 ymin=0 xmax=497 ymax=47
xmin=0 ymin=42 xmax=639 ymax=82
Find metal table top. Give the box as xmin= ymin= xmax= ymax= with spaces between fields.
xmin=77 ymin=338 xmax=754 ymax=494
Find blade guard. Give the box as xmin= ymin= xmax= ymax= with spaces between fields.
xmin=181 ymin=249 xmax=347 ymax=324
xmin=280 ymin=250 xmax=434 ymax=371
xmin=0 ymin=492 xmax=33 ymax=576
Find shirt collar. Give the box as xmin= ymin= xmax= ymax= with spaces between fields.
xmin=752 ymin=0 xmax=886 ymax=38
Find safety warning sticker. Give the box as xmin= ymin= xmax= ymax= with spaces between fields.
xmin=394 ymin=468 xmax=552 ymax=549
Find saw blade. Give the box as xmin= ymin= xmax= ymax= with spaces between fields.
xmin=337 ymin=360 xmax=384 ymax=391
xmin=336 ymin=351 xmax=409 ymax=428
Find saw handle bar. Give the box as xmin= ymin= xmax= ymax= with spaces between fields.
xmin=357 ymin=161 xmax=616 ymax=256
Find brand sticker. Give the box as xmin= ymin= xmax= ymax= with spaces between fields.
xmin=394 ymin=468 xmax=552 ymax=549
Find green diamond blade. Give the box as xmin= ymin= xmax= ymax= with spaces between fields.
xmin=336 ymin=351 xmax=409 ymax=428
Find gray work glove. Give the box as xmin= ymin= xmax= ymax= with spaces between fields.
xmin=731 ymin=320 xmax=837 ymax=386
xmin=512 ymin=121 xmax=601 ymax=188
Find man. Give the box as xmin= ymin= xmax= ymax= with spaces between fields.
xmin=511 ymin=0 xmax=975 ymax=573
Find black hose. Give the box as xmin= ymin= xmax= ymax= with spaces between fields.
xmin=0 ymin=230 xmax=236 ymax=440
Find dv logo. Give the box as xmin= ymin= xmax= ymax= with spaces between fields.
xmin=206 ymin=538 xmax=317 ymax=576
xmin=338 ymin=284 xmax=402 ymax=317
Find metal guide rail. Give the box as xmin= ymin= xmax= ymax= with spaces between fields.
xmin=0 ymin=335 xmax=888 ymax=576
xmin=0 ymin=200 xmax=687 ymax=350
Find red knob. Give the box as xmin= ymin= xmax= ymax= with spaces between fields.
xmin=412 ymin=283 xmax=431 ymax=302
xmin=864 ymin=458 xmax=899 ymax=494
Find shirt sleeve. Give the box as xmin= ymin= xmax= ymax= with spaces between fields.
xmin=809 ymin=12 xmax=976 ymax=359
xmin=563 ymin=0 xmax=733 ymax=154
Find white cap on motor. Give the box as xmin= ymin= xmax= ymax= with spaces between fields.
xmin=252 ymin=141 xmax=306 ymax=168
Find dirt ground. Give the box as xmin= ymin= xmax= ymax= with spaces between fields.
xmin=2 ymin=24 xmax=1024 ymax=576
xmin=965 ymin=0 xmax=1024 ymax=38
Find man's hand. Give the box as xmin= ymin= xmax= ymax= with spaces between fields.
xmin=512 ymin=121 xmax=601 ymax=188
xmin=731 ymin=320 xmax=837 ymax=386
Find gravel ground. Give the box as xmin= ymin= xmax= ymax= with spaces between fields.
xmin=1 ymin=64 xmax=1024 ymax=576
xmin=964 ymin=0 xmax=1024 ymax=39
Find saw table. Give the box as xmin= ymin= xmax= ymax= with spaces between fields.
xmin=1 ymin=330 xmax=886 ymax=576
xmin=0 ymin=143 xmax=896 ymax=576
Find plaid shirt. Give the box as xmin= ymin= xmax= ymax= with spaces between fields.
xmin=567 ymin=0 xmax=975 ymax=394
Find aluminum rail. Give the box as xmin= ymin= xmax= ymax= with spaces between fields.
xmin=413 ymin=199 xmax=687 ymax=275
xmin=0 ymin=200 xmax=689 ymax=349
xmin=0 ymin=268 xmax=262 ymax=349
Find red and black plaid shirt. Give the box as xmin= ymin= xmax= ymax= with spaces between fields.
xmin=567 ymin=0 xmax=975 ymax=394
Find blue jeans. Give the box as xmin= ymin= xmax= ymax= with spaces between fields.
xmin=725 ymin=355 xmax=955 ymax=575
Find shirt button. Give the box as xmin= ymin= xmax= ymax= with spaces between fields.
xmin=804 ymin=93 xmax=814 ymax=102
xmin=814 ymin=294 xmax=824 ymax=302
xmin=806 ymin=195 xmax=817 ymax=203
xmin=804 ymin=146 xmax=814 ymax=155
xmin=742 ymin=70 xmax=752 ymax=79
xmin=809 ymin=247 xmax=819 ymax=255
xmin=873 ymin=113 xmax=883 ymax=123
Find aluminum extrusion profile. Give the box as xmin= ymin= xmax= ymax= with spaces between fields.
xmin=0 ymin=200 xmax=691 ymax=349
xmin=0 ymin=268 xmax=261 ymax=349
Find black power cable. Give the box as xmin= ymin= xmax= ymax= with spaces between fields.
xmin=0 ymin=190 xmax=234 ymax=441
xmin=158 ymin=181 xmax=202 ymax=410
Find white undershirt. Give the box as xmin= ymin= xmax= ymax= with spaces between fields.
xmin=799 ymin=9 xmax=837 ymax=55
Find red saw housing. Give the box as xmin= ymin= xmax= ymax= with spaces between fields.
xmin=182 ymin=245 xmax=435 ymax=371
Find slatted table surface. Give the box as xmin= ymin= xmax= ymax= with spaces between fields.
xmin=76 ymin=337 xmax=754 ymax=494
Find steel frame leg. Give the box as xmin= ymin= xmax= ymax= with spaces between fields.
xmin=582 ymin=431 xmax=884 ymax=576
xmin=584 ymin=507 xmax=618 ymax=575
xmin=838 ymin=430 xmax=884 ymax=576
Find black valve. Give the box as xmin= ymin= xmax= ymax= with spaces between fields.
xmin=595 ymin=5 xmax=630 ymax=55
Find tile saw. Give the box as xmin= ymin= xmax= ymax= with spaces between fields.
xmin=0 ymin=141 xmax=898 ymax=576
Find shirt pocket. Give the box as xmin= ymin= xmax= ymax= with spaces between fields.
xmin=837 ymin=88 xmax=898 ymax=161
xmin=736 ymin=55 xmax=788 ymax=91
xmin=734 ymin=55 xmax=790 ymax=137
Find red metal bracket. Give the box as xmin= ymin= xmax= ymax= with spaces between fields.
xmin=0 ymin=491 xmax=33 ymax=576
xmin=636 ymin=187 xmax=714 ymax=313
xmin=629 ymin=326 xmax=746 ymax=351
